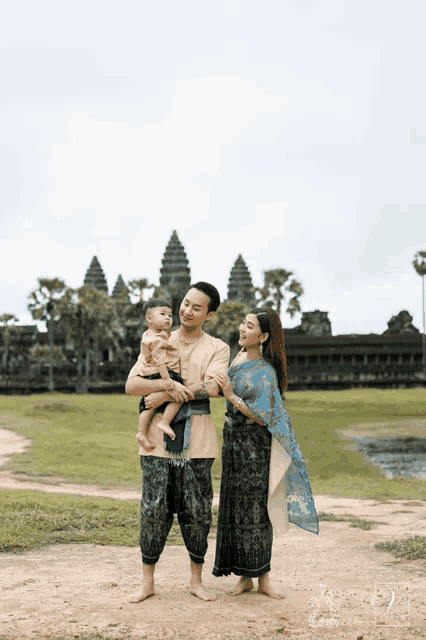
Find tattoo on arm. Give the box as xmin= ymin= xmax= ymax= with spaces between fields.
xmin=194 ymin=382 xmax=209 ymax=400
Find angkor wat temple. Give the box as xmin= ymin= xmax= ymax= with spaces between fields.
xmin=1 ymin=231 xmax=425 ymax=392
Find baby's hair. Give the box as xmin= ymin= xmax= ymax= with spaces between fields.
xmin=143 ymin=297 xmax=173 ymax=317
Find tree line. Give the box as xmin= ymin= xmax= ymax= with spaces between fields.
xmin=0 ymin=269 xmax=304 ymax=393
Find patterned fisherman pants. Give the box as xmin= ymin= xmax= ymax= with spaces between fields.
xmin=139 ymin=456 xmax=214 ymax=565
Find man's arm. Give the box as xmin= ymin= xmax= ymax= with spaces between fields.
xmin=125 ymin=375 xmax=167 ymax=397
xmin=189 ymin=340 xmax=230 ymax=400
xmin=125 ymin=374 xmax=194 ymax=405
xmin=188 ymin=379 xmax=220 ymax=400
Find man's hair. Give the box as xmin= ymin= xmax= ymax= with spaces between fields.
xmin=143 ymin=297 xmax=172 ymax=316
xmin=191 ymin=281 xmax=221 ymax=313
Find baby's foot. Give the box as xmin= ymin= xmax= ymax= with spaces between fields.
xmin=157 ymin=421 xmax=176 ymax=440
xmin=136 ymin=432 xmax=155 ymax=451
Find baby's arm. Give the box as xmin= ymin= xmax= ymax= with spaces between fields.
xmin=157 ymin=363 xmax=175 ymax=392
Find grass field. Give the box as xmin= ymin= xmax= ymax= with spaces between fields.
xmin=0 ymin=489 xmax=219 ymax=553
xmin=1 ymin=388 xmax=426 ymax=499
xmin=0 ymin=489 xmax=383 ymax=554
xmin=1 ymin=389 xmax=426 ymax=566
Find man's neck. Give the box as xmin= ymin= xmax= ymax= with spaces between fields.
xmin=179 ymin=325 xmax=204 ymax=339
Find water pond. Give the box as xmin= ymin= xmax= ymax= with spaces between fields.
xmin=354 ymin=436 xmax=426 ymax=480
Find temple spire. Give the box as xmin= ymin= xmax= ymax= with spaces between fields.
xmin=227 ymin=254 xmax=255 ymax=303
xmin=83 ymin=256 xmax=108 ymax=294
xmin=159 ymin=231 xmax=191 ymax=324
xmin=111 ymin=274 xmax=129 ymax=302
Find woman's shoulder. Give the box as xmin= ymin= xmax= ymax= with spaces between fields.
xmin=229 ymin=349 xmax=246 ymax=368
xmin=257 ymin=358 xmax=279 ymax=385
xmin=260 ymin=357 xmax=276 ymax=372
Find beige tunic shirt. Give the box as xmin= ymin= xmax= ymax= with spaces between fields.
xmin=138 ymin=329 xmax=230 ymax=459
xmin=128 ymin=329 xmax=180 ymax=378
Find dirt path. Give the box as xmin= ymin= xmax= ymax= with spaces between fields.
xmin=1 ymin=427 xmax=426 ymax=639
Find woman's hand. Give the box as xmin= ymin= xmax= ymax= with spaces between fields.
xmin=215 ymin=372 xmax=233 ymax=399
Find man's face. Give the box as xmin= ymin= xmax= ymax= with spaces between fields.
xmin=179 ymin=288 xmax=215 ymax=328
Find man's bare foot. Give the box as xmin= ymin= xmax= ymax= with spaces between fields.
xmin=190 ymin=583 xmax=216 ymax=601
xmin=228 ymin=577 xmax=254 ymax=596
xmin=136 ymin=432 xmax=155 ymax=451
xmin=157 ymin=420 xmax=176 ymax=440
xmin=129 ymin=582 xmax=155 ymax=603
xmin=258 ymin=574 xmax=284 ymax=599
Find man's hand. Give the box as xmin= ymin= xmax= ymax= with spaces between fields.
xmin=170 ymin=382 xmax=195 ymax=403
xmin=144 ymin=383 xmax=194 ymax=408
xmin=162 ymin=377 xmax=175 ymax=392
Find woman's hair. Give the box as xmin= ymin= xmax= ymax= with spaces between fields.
xmin=191 ymin=281 xmax=221 ymax=313
xmin=143 ymin=297 xmax=172 ymax=316
xmin=250 ymin=307 xmax=288 ymax=393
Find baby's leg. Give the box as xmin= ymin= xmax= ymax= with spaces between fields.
xmin=136 ymin=408 xmax=156 ymax=450
xmin=157 ymin=402 xmax=182 ymax=440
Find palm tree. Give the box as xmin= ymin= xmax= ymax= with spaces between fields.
xmin=412 ymin=250 xmax=426 ymax=379
xmin=27 ymin=277 xmax=67 ymax=391
xmin=58 ymin=286 xmax=120 ymax=392
xmin=255 ymin=268 xmax=304 ymax=318
xmin=0 ymin=313 xmax=19 ymax=369
xmin=127 ymin=278 xmax=156 ymax=332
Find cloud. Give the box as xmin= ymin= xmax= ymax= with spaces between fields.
xmin=0 ymin=47 xmax=124 ymax=102
xmin=47 ymin=76 xmax=287 ymax=238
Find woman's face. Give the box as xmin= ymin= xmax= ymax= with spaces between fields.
xmin=238 ymin=313 xmax=267 ymax=349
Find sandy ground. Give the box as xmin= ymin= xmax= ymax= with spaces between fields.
xmin=1 ymin=426 xmax=426 ymax=640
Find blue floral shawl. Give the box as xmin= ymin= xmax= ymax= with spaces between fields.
xmin=229 ymin=357 xmax=319 ymax=535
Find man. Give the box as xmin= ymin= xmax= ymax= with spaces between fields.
xmin=126 ymin=282 xmax=230 ymax=602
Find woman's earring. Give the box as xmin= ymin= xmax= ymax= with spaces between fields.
xmin=259 ymin=342 xmax=263 ymax=355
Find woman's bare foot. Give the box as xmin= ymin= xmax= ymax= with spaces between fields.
xmin=228 ymin=577 xmax=254 ymax=596
xmin=258 ymin=573 xmax=284 ymax=599
xmin=129 ymin=581 xmax=155 ymax=603
xmin=136 ymin=432 xmax=155 ymax=451
xmin=157 ymin=420 xmax=176 ymax=440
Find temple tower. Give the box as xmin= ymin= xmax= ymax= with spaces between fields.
xmin=111 ymin=274 xmax=130 ymax=302
xmin=83 ymin=256 xmax=108 ymax=294
xmin=300 ymin=311 xmax=332 ymax=336
xmin=159 ymin=231 xmax=191 ymax=324
xmin=227 ymin=254 xmax=255 ymax=304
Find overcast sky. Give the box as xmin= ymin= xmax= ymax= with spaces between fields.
xmin=1 ymin=0 xmax=426 ymax=336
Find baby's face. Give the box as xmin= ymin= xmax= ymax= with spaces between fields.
xmin=147 ymin=306 xmax=173 ymax=331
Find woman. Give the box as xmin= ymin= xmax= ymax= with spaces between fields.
xmin=213 ymin=307 xmax=319 ymax=597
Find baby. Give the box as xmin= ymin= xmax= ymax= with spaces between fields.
xmin=127 ymin=297 xmax=183 ymax=451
